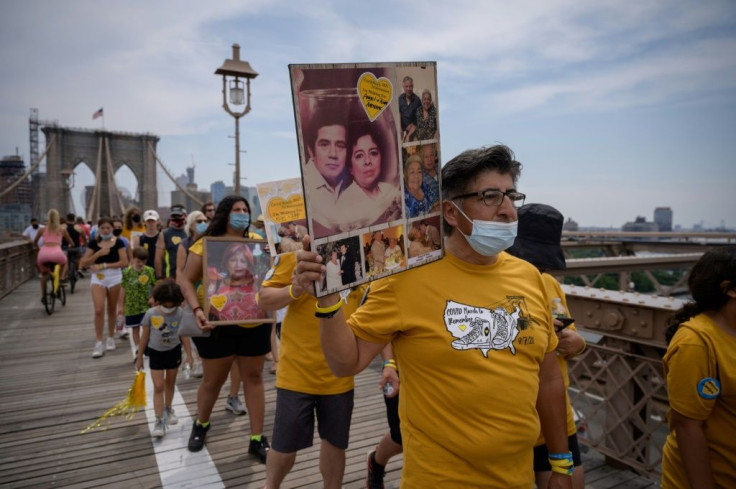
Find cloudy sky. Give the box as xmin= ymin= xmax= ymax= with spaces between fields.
xmin=1 ymin=0 xmax=734 ymax=228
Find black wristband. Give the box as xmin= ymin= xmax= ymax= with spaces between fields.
xmin=315 ymin=309 xmax=341 ymax=319
xmin=192 ymin=306 xmax=203 ymax=314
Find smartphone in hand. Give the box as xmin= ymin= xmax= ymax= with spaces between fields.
xmin=555 ymin=317 xmax=575 ymax=332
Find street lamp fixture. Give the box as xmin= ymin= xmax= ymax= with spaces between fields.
xmin=215 ymin=43 xmax=258 ymax=196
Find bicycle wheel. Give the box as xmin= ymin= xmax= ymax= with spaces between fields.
xmin=67 ymin=262 xmax=77 ymax=294
xmin=44 ymin=277 xmax=55 ymax=315
xmin=58 ymin=282 xmax=66 ymax=306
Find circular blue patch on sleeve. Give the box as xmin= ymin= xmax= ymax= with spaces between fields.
xmin=697 ymin=377 xmax=721 ymax=399
xmin=264 ymin=267 xmax=275 ymax=281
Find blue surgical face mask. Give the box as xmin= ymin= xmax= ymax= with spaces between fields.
xmin=160 ymin=305 xmax=176 ymax=314
xmin=452 ymin=202 xmax=518 ymax=256
xmin=99 ymin=232 xmax=113 ymax=241
xmin=229 ymin=213 xmax=250 ymax=231
xmin=195 ymin=221 xmax=208 ymax=235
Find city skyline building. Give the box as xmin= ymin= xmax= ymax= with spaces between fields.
xmin=654 ymin=207 xmax=673 ymax=232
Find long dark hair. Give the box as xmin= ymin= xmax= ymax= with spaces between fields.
xmin=666 ymin=245 xmax=736 ymax=343
xmin=202 ymin=195 xmax=251 ymax=238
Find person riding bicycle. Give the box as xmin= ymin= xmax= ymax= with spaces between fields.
xmin=33 ymin=209 xmax=74 ymax=304
xmin=63 ymin=213 xmax=86 ymax=279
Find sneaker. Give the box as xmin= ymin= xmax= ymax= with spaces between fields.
xmin=92 ymin=341 xmax=104 ymax=359
xmin=165 ymin=406 xmax=178 ymax=425
xmin=366 ymin=451 xmax=386 ymax=489
xmin=192 ymin=362 xmax=204 ymax=378
xmin=119 ymin=329 xmax=130 ymax=339
xmin=248 ymin=435 xmax=270 ymax=463
xmin=188 ymin=420 xmax=210 ymax=452
xmin=450 ymin=318 xmax=491 ymax=350
xmin=105 ymin=337 xmax=116 ymax=351
xmin=152 ymin=417 xmax=165 ymax=438
xmin=225 ymin=395 xmax=246 ymax=415
xmin=77 ymin=270 xmax=85 ymax=279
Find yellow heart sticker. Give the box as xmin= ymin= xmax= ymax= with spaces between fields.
xmin=357 ymin=72 xmax=393 ymax=122
xmin=172 ymin=236 xmax=181 ymax=245
xmin=138 ymin=275 xmax=149 ymax=285
xmin=96 ymin=273 xmax=105 ymax=280
xmin=267 ymin=194 xmax=305 ymax=223
xmin=210 ymin=294 xmax=228 ymax=311
xmin=151 ymin=316 xmax=164 ymax=329
xmin=459 ymin=324 xmax=467 ymax=331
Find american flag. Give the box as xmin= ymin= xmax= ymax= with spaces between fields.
xmin=92 ymin=108 xmax=103 ymax=120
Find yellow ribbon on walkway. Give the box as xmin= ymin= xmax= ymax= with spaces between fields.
xmin=80 ymin=371 xmax=147 ymax=433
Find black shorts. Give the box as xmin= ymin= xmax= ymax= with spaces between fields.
xmin=125 ymin=313 xmax=145 ymax=327
xmin=533 ymin=433 xmax=583 ymax=472
xmin=192 ymin=323 xmax=271 ymax=359
xmin=271 ymin=388 xmax=354 ymax=452
xmin=384 ymin=393 xmax=402 ymax=445
xmin=146 ymin=344 xmax=182 ymax=370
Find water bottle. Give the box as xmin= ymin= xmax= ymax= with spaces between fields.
xmin=182 ymin=363 xmax=191 ymax=380
xmin=115 ymin=315 xmax=125 ymax=333
xmin=551 ymin=298 xmax=567 ymax=319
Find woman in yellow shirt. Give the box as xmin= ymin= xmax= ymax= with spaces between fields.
xmin=661 ymin=246 xmax=736 ymax=489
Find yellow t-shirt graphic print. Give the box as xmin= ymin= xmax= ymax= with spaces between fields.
xmin=445 ymin=300 xmax=520 ymax=356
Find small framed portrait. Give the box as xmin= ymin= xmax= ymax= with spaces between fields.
xmin=202 ymin=237 xmax=274 ymax=326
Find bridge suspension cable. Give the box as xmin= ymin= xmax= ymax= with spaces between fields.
xmin=0 ymin=134 xmax=56 ymax=199
xmin=148 ymin=142 xmax=204 ymax=208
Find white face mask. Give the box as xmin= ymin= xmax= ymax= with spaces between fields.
xmin=160 ymin=306 xmax=176 ymax=314
xmin=452 ymin=202 xmax=518 ymax=256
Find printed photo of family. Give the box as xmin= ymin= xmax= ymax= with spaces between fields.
xmin=362 ymin=225 xmax=406 ymax=278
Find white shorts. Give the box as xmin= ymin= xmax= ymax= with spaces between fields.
xmin=90 ymin=267 xmax=122 ymax=289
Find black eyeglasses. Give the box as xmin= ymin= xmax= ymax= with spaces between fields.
xmin=452 ymin=188 xmax=526 ymax=208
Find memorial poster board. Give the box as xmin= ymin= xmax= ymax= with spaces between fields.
xmin=255 ymin=178 xmax=307 ymax=254
xmin=289 ymin=62 xmax=443 ymax=296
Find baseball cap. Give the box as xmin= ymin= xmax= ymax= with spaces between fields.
xmin=143 ymin=210 xmax=159 ymax=221
xmin=170 ymin=205 xmax=186 ymax=217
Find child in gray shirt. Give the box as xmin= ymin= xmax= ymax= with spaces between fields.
xmin=136 ymin=279 xmax=192 ymax=437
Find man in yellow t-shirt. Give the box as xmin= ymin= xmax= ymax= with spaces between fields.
xmin=258 ymin=252 xmax=365 ymax=489
xmin=295 ymin=145 xmax=573 ymax=489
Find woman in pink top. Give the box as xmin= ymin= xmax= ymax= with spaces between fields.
xmin=34 ymin=208 xmax=74 ymax=303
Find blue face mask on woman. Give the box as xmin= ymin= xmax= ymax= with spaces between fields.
xmin=195 ymin=221 xmax=208 ymax=235
xmin=452 ymin=202 xmax=518 ymax=256
xmin=229 ymin=213 xmax=250 ymax=231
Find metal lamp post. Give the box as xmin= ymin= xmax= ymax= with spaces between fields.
xmin=215 ymin=43 xmax=258 ymax=196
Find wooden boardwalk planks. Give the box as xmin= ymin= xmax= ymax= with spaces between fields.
xmin=0 ymin=277 xmax=658 ymax=488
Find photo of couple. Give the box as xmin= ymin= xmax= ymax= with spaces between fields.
xmin=294 ymin=66 xmax=403 ymax=239
xmin=290 ymin=62 xmax=443 ymax=296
